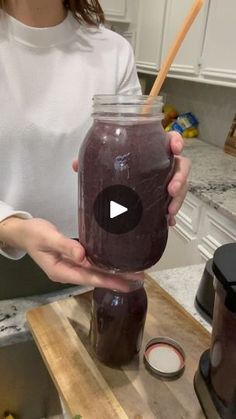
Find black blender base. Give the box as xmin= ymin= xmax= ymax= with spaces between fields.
xmin=194 ymin=350 xmax=235 ymax=419
xmin=194 ymin=353 xmax=220 ymax=419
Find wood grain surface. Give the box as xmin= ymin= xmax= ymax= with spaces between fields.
xmin=27 ymin=276 xmax=210 ymax=419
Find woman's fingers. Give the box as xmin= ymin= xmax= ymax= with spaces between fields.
xmin=50 ymin=259 xmax=131 ymax=292
xmin=168 ymin=156 xmax=191 ymax=199
xmin=168 ymin=131 xmax=184 ymax=155
xmin=166 ymin=131 xmax=191 ymax=223
xmin=168 ymin=181 xmax=189 ymax=216
xmin=167 ymin=156 xmax=191 ymax=219
xmin=43 ymin=232 xmax=86 ymax=264
xmin=168 ymin=215 xmax=176 ymax=227
xmin=52 ymin=253 xmax=145 ymax=291
xmin=72 ymin=159 xmax=78 ymax=172
xmin=22 ymin=218 xmax=141 ymax=292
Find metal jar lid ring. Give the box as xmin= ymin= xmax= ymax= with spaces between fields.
xmin=144 ymin=337 xmax=186 ymax=379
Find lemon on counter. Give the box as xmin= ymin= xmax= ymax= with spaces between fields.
xmin=182 ymin=127 xmax=198 ymax=138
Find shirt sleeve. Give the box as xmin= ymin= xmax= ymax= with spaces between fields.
xmin=116 ymin=40 xmax=142 ymax=95
xmin=0 ymin=201 xmax=32 ymax=259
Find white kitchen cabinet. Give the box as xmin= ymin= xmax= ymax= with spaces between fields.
xmin=133 ymin=0 xmax=236 ymax=87
xmin=135 ymin=0 xmax=209 ymax=78
xmin=197 ymin=206 xmax=236 ymax=262
xmin=135 ymin=0 xmax=167 ymax=73
xmin=104 ymin=1 xmax=140 ymax=51
xmin=103 ymin=0 xmax=236 ymax=86
xmin=150 ymin=227 xmax=201 ymax=271
xmin=149 ymin=192 xmax=236 ymax=271
xmin=100 ymin=0 xmax=127 ymax=20
xmin=159 ymin=193 xmax=203 ymax=269
xmin=200 ymin=0 xmax=236 ymax=86
xmin=176 ymin=192 xmax=236 ymax=265
xmin=149 ymin=193 xmax=203 ymax=271
xmin=161 ymin=0 xmax=209 ymax=79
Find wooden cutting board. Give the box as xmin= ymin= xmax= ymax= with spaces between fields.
xmin=27 ymin=276 xmax=210 ymax=419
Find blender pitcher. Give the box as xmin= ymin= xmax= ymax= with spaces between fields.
xmin=194 ymin=243 xmax=236 ymax=419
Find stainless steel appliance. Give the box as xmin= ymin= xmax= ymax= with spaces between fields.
xmin=194 ymin=243 xmax=236 ymax=419
xmin=195 ymin=258 xmax=215 ymax=324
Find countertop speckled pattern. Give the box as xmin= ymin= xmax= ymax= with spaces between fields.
xmin=0 ymin=285 xmax=91 ymax=347
xmin=0 ymin=264 xmax=211 ymax=347
xmin=151 ymin=264 xmax=211 ymax=333
xmin=182 ymin=138 xmax=236 ymax=222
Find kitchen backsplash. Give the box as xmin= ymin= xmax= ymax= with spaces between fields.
xmin=139 ymin=74 xmax=236 ymax=149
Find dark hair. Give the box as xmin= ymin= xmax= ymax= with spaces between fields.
xmin=0 ymin=1 xmax=105 ymax=26
xmin=63 ymin=0 xmax=105 ymax=26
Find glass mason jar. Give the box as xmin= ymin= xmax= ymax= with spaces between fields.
xmin=89 ymin=281 xmax=148 ymax=366
xmin=78 ymin=95 xmax=174 ymax=273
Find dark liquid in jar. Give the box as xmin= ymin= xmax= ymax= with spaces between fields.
xmin=90 ymin=285 xmax=148 ymax=366
xmin=79 ymin=120 xmax=174 ymax=272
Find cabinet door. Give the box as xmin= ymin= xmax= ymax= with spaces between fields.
xmin=135 ymin=0 xmax=167 ymax=73
xmin=200 ymin=0 xmax=236 ymax=85
xmin=149 ymin=193 xmax=203 ymax=270
xmin=161 ymin=0 xmax=209 ymax=78
xmin=100 ymin=0 xmax=126 ymax=19
xmin=197 ymin=206 xmax=236 ymax=263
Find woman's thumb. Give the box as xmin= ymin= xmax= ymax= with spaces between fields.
xmin=51 ymin=234 xmax=85 ymax=263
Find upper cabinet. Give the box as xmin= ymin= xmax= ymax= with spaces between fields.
xmin=200 ymin=0 xmax=236 ymax=86
xmin=135 ymin=0 xmax=167 ymax=73
xmin=135 ymin=0 xmax=236 ymax=88
xmin=101 ymin=0 xmax=236 ymax=88
xmin=161 ymin=0 xmax=209 ymax=78
xmin=99 ymin=0 xmax=127 ymax=21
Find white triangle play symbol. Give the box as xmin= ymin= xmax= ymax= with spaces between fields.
xmin=110 ymin=201 xmax=128 ymax=219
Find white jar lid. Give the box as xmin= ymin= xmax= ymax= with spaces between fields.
xmin=144 ymin=337 xmax=185 ymax=378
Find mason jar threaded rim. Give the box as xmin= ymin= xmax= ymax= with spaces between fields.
xmin=92 ymin=94 xmax=164 ymax=122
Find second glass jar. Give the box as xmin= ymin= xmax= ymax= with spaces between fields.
xmin=90 ymin=281 xmax=148 ymax=366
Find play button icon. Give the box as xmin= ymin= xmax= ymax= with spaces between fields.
xmin=94 ymin=185 xmax=143 ymax=234
xmin=110 ymin=201 xmax=128 ymax=219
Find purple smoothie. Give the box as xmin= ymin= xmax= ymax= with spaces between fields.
xmin=90 ymin=283 xmax=148 ymax=366
xmin=78 ymin=118 xmax=174 ymax=272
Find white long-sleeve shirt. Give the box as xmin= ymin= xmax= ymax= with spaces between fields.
xmin=0 ymin=10 xmax=141 ymax=258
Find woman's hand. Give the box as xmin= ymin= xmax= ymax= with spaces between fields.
xmin=73 ymin=131 xmax=191 ymax=227
xmin=167 ymin=132 xmax=191 ymax=226
xmin=0 ymin=217 xmax=140 ymax=291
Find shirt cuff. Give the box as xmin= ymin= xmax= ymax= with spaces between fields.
xmin=0 ymin=208 xmax=32 ymax=260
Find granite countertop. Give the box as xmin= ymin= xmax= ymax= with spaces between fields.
xmin=0 ymin=264 xmax=210 ymax=347
xmin=151 ymin=264 xmax=211 ymax=333
xmin=0 ymin=285 xmax=91 ymax=347
xmin=182 ymin=138 xmax=236 ymax=222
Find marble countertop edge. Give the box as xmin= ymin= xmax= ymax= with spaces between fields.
xmin=0 ymin=285 xmax=92 ymax=347
xmin=188 ymin=185 xmax=235 ymax=221
xmin=182 ymin=138 xmax=236 ymax=223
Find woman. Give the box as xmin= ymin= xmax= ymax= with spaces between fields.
xmin=0 ymin=0 xmax=191 ymax=291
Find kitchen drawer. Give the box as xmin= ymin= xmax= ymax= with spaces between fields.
xmin=198 ymin=207 xmax=236 ymax=261
xmin=175 ymin=192 xmax=202 ymax=242
xmin=155 ymin=192 xmax=203 ymax=270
